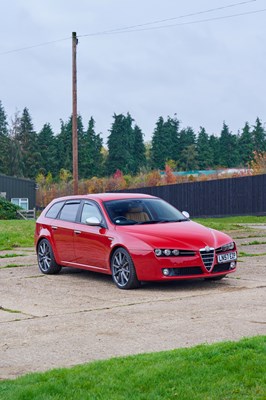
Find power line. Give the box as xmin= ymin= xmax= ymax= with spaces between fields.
xmin=0 ymin=36 xmax=71 ymax=56
xmin=78 ymin=0 xmax=257 ymax=38
xmin=85 ymin=8 xmax=266 ymax=37
xmin=0 ymin=0 xmax=262 ymax=56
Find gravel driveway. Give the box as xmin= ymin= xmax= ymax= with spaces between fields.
xmin=0 ymin=229 xmax=266 ymax=380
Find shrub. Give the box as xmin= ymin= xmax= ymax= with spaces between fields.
xmin=0 ymin=198 xmax=20 ymax=220
xmin=250 ymin=151 xmax=266 ymax=174
xmin=163 ymin=164 xmax=177 ymax=184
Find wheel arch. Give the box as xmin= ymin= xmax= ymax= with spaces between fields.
xmin=36 ymin=236 xmax=60 ymax=265
xmin=109 ymin=244 xmax=140 ymax=276
xmin=109 ymin=245 xmax=140 ymax=289
xmin=109 ymin=244 xmax=130 ymax=265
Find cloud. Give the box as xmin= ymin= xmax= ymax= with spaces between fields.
xmin=1 ymin=0 xmax=265 ymax=142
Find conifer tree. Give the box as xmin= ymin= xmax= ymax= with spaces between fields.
xmin=150 ymin=116 xmax=179 ymax=169
xmin=106 ymin=113 xmax=135 ymax=175
xmin=252 ymin=117 xmax=266 ymax=154
xmin=218 ymin=122 xmax=240 ymax=167
xmin=57 ymin=115 xmax=83 ymax=175
xmin=239 ymin=122 xmax=254 ymax=166
xmin=180 ymin=144 xmax=198 ymax=171
xmin=16 ymin=108 xmax=40 ymax=178
xmin=37 ymin=123 xmax=58 ymax=176
xmin=7 ymin=111 xmax=23 ymax=177
xmin=132 ymin=125 xmax=146 ymax=174
xmin=0 ymin=101 xmax=10 ymax=174
xmin=196 ymin=127 xmax=213 ymax=169
xmin=79 ymin=117 xmax=103 ymax=178
xmin=177 ymin=127 xmax=197 ymax=170
xmin=150 ymin=116 xmax=165 ymax=169
xmin=178 ymin=126 xmax=196 ymax=153
xmin=164 ymin=116 xmax=179 ymax=162
xmin=209 ymin=134 xmax=220 ymax=167
xmin=56 ymin=117 xmax=75 ymax=173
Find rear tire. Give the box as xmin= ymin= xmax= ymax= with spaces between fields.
xmin=37 ymin=239 xmax=62 ymax=274
xmin=111 ymin=248 xmax=140 ymax=290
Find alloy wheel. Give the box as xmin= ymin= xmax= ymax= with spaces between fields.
xmin=112 ymin=250 xmax=130 ymax=287
xmin=38 ymin=240 xmax=52 ymax=272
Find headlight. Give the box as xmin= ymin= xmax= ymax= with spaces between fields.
xmin=172 ymin=249 xmax=180 ymax=256
xmin=221 ymin=242 xmax=235 ymax=252
xmin=155 ymin=249 xmax=180 ymax=257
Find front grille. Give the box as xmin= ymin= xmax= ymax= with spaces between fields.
xmin=200 ymin=248 xmax=215 ymax=271
xmin=172 ymin=267 xmax=203 ymax=276
xmin=212 ymin=263 xmax=232 ymax=273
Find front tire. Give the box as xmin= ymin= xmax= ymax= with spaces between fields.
xmin=37 ymin=239 xmax=62 ymax=274
xmin=111 ymin=248 xmax=140 ymax=290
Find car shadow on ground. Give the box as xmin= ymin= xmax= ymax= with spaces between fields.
xmin=58 ymin=266 xmax=231 ymax=292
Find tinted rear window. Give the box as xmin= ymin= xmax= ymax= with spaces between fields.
xmin=59 ymin=202 xmax=80 ymax=222
xmin=45 ymin=201 xmax=65 ymax=219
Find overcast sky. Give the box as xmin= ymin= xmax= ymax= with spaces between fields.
xmin=0 ymin=0 xmax=265 ymax=143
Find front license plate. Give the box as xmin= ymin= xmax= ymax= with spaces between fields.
xmin=217 ymin=252 xmax=237 ymax=264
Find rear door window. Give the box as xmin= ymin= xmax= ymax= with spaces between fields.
xmin=58 ymin=201 xmax=80 ymax=222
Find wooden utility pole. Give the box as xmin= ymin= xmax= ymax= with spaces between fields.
xmin=72 ymin=32 xmax=78 ymax=195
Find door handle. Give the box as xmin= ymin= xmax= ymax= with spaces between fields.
xmin=52 ymin=226 xmax=58 ymax=230
xmin=74 ymin=230 xmax=81 ymax=234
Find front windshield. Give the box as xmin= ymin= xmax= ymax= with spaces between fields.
xmin=104 ymin=198 xmax=188 ymax=225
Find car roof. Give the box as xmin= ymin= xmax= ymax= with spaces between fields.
xmin=49 ymin=193 xmax=157 ymax=203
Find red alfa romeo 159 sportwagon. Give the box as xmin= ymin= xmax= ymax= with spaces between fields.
xmin=35 ymin=193 xmax=237 ymax=289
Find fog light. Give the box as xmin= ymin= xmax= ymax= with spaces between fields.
xmin=230 ymin=261 xmax=236 ymax=269
xmin=162 ymin=268 xmax=170 ymax=276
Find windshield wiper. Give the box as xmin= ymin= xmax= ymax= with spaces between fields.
xmin=138 ymin=219 xmax=187 ymax=224
xmin=160 ymin=219 xmax=188 ymax=223
xmin=137 ymin=220 xmax=161 ymax=224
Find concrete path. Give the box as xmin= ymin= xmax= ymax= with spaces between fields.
xmin=0 ymin=231 xmax=265 ymax=380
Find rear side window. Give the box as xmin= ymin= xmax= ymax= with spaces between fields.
xmin=59 ymin=202 xmax=80 ymax=222
xmin=45 ymin=201 xmax=65 ymax=219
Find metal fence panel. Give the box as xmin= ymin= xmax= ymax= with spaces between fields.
xmin=119 ymin=174 xmax=266 ymax=217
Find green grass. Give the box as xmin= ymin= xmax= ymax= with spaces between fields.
xmin=0 ymin=264 xmax=25 ymax=269
xmin=239 ymin=252 xmax=266 ymax=258
xmin=194 ymin=215 xmax=266 ymax=231
xmin=0 ymin=253 xmax=24 ymax=258
xmin=234 ymin=234 xmax=266 ymax=239
xmin=241 ymin=240 xmax=266 ymax=246
xmin=0 ymin=336 xmax=265 ymax=400
xmin=0 ymin=216 xmax=265 ymax=251
xmin=0 ymin=220 xmax=35 ymax=250
xmin=0 ymin=306 xmax=21 ymax=313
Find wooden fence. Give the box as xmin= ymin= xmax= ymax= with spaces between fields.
xmin=17 ymin=208 xmax=36 ymax=220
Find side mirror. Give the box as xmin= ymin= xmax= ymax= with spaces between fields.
xmin=182 ymin=211 xmax=190 ymax=219
xmin=85 ymin=216 xmax=101 ymax=226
